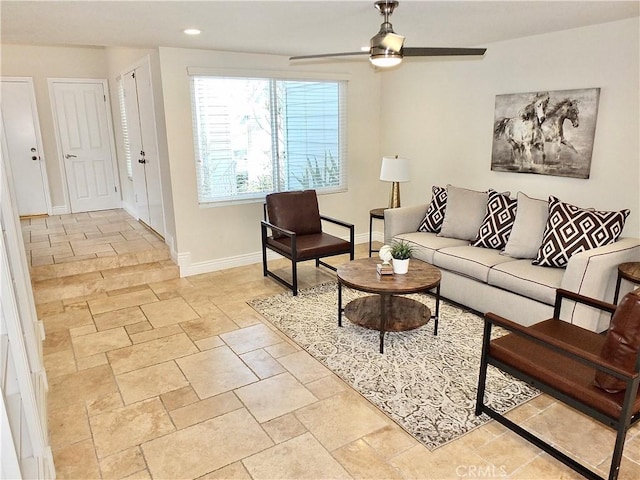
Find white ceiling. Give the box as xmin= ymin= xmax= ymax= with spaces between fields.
xmin=2 ymin=1 xmax=638 ymax=59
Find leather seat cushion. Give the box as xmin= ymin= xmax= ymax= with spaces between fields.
xmin=594 ymin=290 xmax=640 ymax=393
xmin=266 ymin=190 xmax=322 ymax=238
xmin=266 ymin=233 xmax=351 ymax=260
xmin=490 ymin=319 xmax=640 ymax=419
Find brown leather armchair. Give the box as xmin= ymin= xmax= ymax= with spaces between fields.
xmin=261 ymin=190 xmax=354 ymax=296
xmin=476 ymin=288 xmax=640 ymax=480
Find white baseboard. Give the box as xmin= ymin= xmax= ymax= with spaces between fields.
xmin=178 ymin=232 xmax=376 ymax=277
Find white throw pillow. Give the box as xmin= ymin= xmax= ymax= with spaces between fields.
xmin=438 ymin=186 xmax=489 ymax=241
xmin=503 ymin=192 xmax=548 ymax=259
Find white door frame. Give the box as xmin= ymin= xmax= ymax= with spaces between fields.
xmin=47 ymin=78 xmax=121 ymax=213
xmin=0 ymin=76 xmax=52 ymax=215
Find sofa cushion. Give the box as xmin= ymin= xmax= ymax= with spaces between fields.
xmin=438 ymin=186 xmax=489 ymax=241
xmin=533 ymin=196 xmax=630 ymax=268
xmin=418 ymin=186 xmax=447 ymax=233
xmin=503 ymin=192 xmax=549 ymax=259
xmin=488 ymin=260 xmax=564 ymax=305
xmin=472 ymin=190 xmax=517 ymax=250
xmin=434 ymin=245 xmax=514 ymax=283
xmin=394 ymin=232 xmax=467 ymax=264
xmin=594 ymin=290 xmax=640 ymax=393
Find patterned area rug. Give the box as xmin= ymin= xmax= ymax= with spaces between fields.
xmin=248 ymin=282 xmax=539 ymax=450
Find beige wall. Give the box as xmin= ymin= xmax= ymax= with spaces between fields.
xmin=1 ymin=44 xmax=110 ymax=210
xmin=156 ymin=47 xmax=383 ymax=273
xmin=379 ymin=17 xmax=640 ymax=236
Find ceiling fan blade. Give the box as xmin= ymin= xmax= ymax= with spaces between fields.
xmin=380 ymin=32 xmax=405 ymax=53
xmin=290 ymin=51 xmax=369 ymax=61
xmin=402 ymin=47 xmax=487 ymax=57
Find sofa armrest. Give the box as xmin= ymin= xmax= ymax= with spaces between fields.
xmin=383 ymin=204 xmax=429 ymax=244
xmin=559 ymin=237 xmax=640 ymax=331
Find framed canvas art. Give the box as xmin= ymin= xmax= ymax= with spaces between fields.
xmin=491 ymin=88 xmax=600 ymax=179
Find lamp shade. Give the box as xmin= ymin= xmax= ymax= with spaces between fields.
xmin=379 ymin=156 xmax=410 ymax=182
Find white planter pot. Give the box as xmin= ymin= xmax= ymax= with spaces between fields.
xmin=392 ymin=258 xmax=410 ymax=274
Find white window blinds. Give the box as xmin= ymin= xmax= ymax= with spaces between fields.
xmin=190 ymin=74 xmax=347 ymax=204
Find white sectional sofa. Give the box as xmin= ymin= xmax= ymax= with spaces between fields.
xmin=384 ymin=186 xmax=640 ymax=332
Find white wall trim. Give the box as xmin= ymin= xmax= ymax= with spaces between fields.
xmin=51 ymin=205 xmax=70 ymax=215
xmin=178 ymin=233 xmax=373 ymax=277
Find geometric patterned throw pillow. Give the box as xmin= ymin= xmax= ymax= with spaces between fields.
xmin=532 ymin=196 xmax=630 ymax=268
xmin=418 ymin=186 xmax=447 ymax=233
xmin=471 ymin=190 xmax=518 ymax=250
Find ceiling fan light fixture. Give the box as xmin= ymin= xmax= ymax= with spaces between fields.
xmin=370 ymin=53 xmax=402 ymax=68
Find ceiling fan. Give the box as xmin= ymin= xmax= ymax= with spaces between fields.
xmin=290 ymin=0 xmax=486 ymax=68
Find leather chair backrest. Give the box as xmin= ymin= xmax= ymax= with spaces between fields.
xmin=266 ymin=190 xmax=322 ymax=238
xmin=594 ymin=289 xmax=640 ymax=393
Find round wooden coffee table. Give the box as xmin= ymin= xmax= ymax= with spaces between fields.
xmin=614 ymin=262 xmax=640 ymax=303
xmin=337 ymin=257 xmax=441 ymax=353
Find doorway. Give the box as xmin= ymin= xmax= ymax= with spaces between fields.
xmin=0 ymin=78 xmax=50 ymax=216
xmin=49 ymin=79 xmax=121 ymax=213
xmin=120 ymin=58 xmax=165 ymax=236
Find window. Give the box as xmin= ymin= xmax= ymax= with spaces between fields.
xmin=189 ymin=73 xmax=347 ymax=205
xmin=117 ymin=77 xmax=133 ymax=180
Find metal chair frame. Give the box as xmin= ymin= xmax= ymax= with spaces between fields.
xmin=476 ymin=289 xmax=640 ymax=480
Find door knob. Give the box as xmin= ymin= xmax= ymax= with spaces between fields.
xmin=138 ymin=158 xmax=146 ymax=164
xmin=64 ymin=154 xmax=77 ymax=159
xmin=32 ymin=156 xmax=39 ymax=161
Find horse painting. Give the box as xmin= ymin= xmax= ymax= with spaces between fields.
xmin=493 ymin=92 xmax=550 ymax=168
xmin=541 ymin=98 xmax=580 ymax=164
xmin=491 ymin=87 xmax=599 ymax=179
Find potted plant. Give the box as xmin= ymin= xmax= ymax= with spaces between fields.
xmin=390 ymin=239 xmax=414 ymax=274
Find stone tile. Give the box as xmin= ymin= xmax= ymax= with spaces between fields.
xmin=261 ymin=412 xmax=308 ymax=444
xmin=72 ymin=241 xmax=117 ymax=256
xmin=390 ymin=442 xmax=491 ymax=479
xmin=87 ymin=392 xmax=124 ymax=417
xmin=111 ymin=238 xmax=154 ymax=254
xmin=197 ymin=462 xmax=252 ymax=480
xmin=176 ymin=345 xmax=258 ymax=399
xmin=240 ymin=349 xmax=286 ymax=379
xmin=31 ymin=254 xmax=54 ymax=266
xmin=235 ymin=372 xmax=317 ymax=423
xmin=122 ymin=468 xmax=152 ymax=479
xmin=76 ymin=352 xmax=109 ymax=370
xmin=180 ymin=314 xmax=239 ymax=341
xmin=220 ymin=323 xmax=283 ymax=354
xmin=52 ymin=438 xmax=101 ymax=479
xmin=142 ymin=408 xmax=273 ymax=479
xmin=141 ymin=296 xmax=199 ymax=328
xmin=42 ymin=307 xmax=93 ymax=333
xmin=94 ymin=306 xmax=147 ymax=331
xmin=170 ymin=391 xmax=242 ymax=430
xmin=97 ymin=221 xmax=135 ymax=234
xmin=125 ymin=321 xmax=153 ymax=335
xmin=295 ymin=391 xmax=389 ymax=451
xmin=474 ymin=431 xmax=541 ymax=476
xmin=99 ymin=446 xmax=147 ymax=479
xmin=48 ymin=402 xmax=91 ymax=449
xmin=243 ymin=432 xmax=351 ymax=479
xmin=195 ymin=336 xmax=225 ymax=351
xmin=333 ymin=438 xmax=405 ymax=479
xmin=48 ymin=364 xmax=117 ymax=411
xmin=69 ymin=323 xmax=97 ymax=337
xmin=72 ymin=327 xmax=131 ymax=358
xmin=43 ymin=349 xmax=77 ymax=379
xmin=509 ymin=452 xmax=583 ymax=479
xmin=90 ymin=397 xmax=175 ymax=458
xmin=264 ymin=341 xmax=300 ymax=358
xmin=88 ymin=289 xmax=158 ymax=315
xmin=108 ymin=333 xmax=198 ymax=374
xmin=304 ymin=375 xmax=348 ymax=400
xmin=116 ymin=361 xmax=189 ymax=405
xmin=278 ymin=349 xmax=331 ymax=384
xmin=160 ymin=386 xmax=200 ymax=411
xmin=129 ymin=324 xmax=183 ymax=344
xmin=362 ymin=424 xmax=417 ymax=459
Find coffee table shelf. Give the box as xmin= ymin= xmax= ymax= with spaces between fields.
xmin=337 ymin=257 xmax=441 ymax=353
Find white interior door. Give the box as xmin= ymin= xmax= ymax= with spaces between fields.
xmin=0 ymin=78 xmax=50 ymax=216
xmin=51 ymin=80 xmax=120 ymax=213
xmin=122 ymin=61 xmax=165 ymax=236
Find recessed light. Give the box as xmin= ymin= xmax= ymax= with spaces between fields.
xmin=184 ymin=28 xmax=201 ymax=35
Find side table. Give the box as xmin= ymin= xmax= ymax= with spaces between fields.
xmin=369 ymin=208 xmax=386 ymax=257
xmin=614 ymin=262 xmax=640 ymax=304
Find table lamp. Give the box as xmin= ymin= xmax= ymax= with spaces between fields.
xmin=380 ymin=156 xmax=410 ymax=208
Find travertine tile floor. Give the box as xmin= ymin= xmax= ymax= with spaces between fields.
xmin=22 ymin=210 xmax=640 ymax=479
